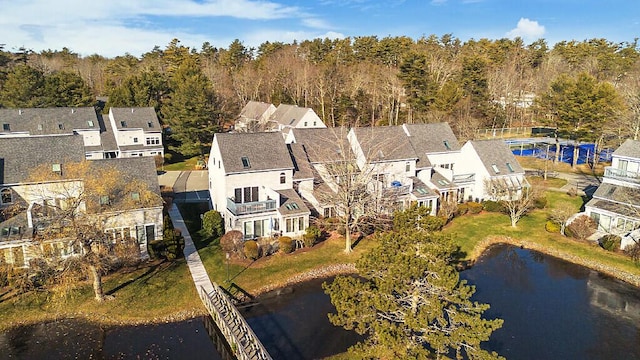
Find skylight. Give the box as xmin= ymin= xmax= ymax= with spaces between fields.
xmin=87 ymin=120 xmax=94 ymax=127
xmin=506 ymin=162 xmax=514 ymax=172
xmin=2 ymin=123 xmax=9 ymax=131
xmin=443 ymin=140 xmax=451 ymax=150
xmin=491 ymin=164 xmax=500 ymax=173
xmin=121 ymin=121 xmax=127 ymax=128
xmin=241 ymin=156 xmax=251 ymax=168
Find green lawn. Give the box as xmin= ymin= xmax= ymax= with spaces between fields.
xmin=0 ymin=190 xmax=637 ymax=331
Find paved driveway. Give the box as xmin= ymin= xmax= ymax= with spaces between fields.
xmin=159 ymin=170 xmax=209 ymax=202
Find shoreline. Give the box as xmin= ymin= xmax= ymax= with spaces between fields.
xmin=2 ymin=237 xmax=639 ymax=331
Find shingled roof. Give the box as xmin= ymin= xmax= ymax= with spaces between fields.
xmin=288 ymin=143 xmax=315 ymax=180
xmin=468 ymin=140 xmax=524 ymax=176
xmin=0 ymin=135 xmax=86 ymax=185
xmin=351 ymin=126 xmax=417 ymax=162
xmin=0 ymin=107 xmax=99 ymax=135
xmin=613 ymin=139 xmax=640 ymax=159
xmin=239 ymin=101 xmax=274 ymax=121
xmin=89 ymin=157 xmax=161 ymax=197
xmin=270 ymin=104 xmax=315 ymax=127
xmin=215 ymin=132 xmax=293 ymax=173
xmin=289 ymin=127 xmax=351 ymax=164
xmin=110 ymin=107 xmax=161 ymax=131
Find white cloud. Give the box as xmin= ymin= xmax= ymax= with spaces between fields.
xmin=302 ymin=18 xmax=333 ymax=30
xmin=506 ymin=18 xmax=546 ymax=40
xmin=0 ymin=0 xmax=306 ymax=57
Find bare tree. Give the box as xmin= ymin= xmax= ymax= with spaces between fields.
xmin=485 ymin=179 xmax=537 ymax=227
xmin=18 ymin=161 xmax=162 ymax=301
xmin=300 ymin=127 xmax=409 ymax=253
xmin=549 ymin=201 xmax=575 ymax=235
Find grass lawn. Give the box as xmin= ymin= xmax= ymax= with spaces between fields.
xmin=516 ymin=156 xmax=605 ymax=176
xmin=1 ymin=190 xmax=637 ymax=331
xmin=526 ymin=175 xmax=568 ymax=189
xmin=162 ymin=156 xmax=202 ymax=171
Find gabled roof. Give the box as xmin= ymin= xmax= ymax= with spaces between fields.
xmin=351 ymin=126 xmax=417 ymax=162
xmin=613 ymin=139 xmax=640 ymax=159
xmin=0 ymin=107 xmax=99 ymax=135
xmin=99 ymin=116 xmax=119 ymax=152
xmin=290 ymin=127 xmax=351 ymax=164
xmin=403 ymin=123 xmax=461 ymax=154
xmin=288 ymin=143 xmax=315 ymax=180
xmin=110 ymin=107 xmax=161 ymax=132
xmin=239 ymin=101 xmax=274 ymax=120
xmin=468 ymin=139 xmax=524 ymax=176
xmin=270 ymin=104 xmax=316 ymax=127
xmin=592 ymin=183 xmax=640 ymax=207
xmin=215 ymin=132 xmax=293 ymax=173
xmin=276 ymin=189 xmax=310 ymax=216
xmin=410 ymin=176 xmax=439 ymax=199
xmin=0 ymin=135 xmax=86 ymax=185
xmin=429 ymin=171 xmax=455 ymax=190
xmin=90 ymin=157 xmax=161 ymax=197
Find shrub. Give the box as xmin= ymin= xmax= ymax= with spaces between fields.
xmin=545 ymin=220 xmax=560 ymax=233
xmin=624 ymin=242 xmax=640 ymax=262
xmin=455 ymin=203 xmax=469 ymax=217
xmin=202 ymin=210 xmax=224 ymax=239
xmin=482 ymin=200 xmax=504 ymax=213
xmin=244 ymin=240 xmax=259 ymax=260
xmin=600 ymin=234 xmax=621 ymax=252
xmin=279 ymin=236 xmax=294 ymax=254
xmin=220 ymin=230 xmax=244 ymax=256
xmin=566 ymin=215 xmax=596 ymax=240
xmin=534 ymin=196 xmax=548 ymax=209
xmin=303 ymin=226 xmax=322 ymax=247
xmin=149 ymin=215 xmax=184 ymax=260
xmin=466 ymin=201 xmax=483 ymax=214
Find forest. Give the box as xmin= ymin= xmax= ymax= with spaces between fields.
xmin=0 ymin=35 xmax=638 ymax=157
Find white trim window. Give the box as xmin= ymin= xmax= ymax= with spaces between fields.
xmin=146 ymin=137 xmax=161 ymax=146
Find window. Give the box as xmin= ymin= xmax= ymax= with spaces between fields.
xmin=121 ymin=121 xmax=128 ymax=127
xmin=58 ymin=123 xmax=64 ymax=130
xmin=304 ymin=121 xmax=308 ymax=127
xmin=618 ymin=159 xmax=628 ymax=171
xmin=406 ymin=162 xmax=411 ymax=172
xmin=2 ymin=123 xmax=9 ymax=131
xmin=235 ymin=187 xmax=258 ymax=203
xmin=298 ymin=217 xmax=304 ymax=231
xmin=443 ymin=140 xmax=451 ymax=150
xmin=133 ymin=137 xmax=139 ymax=143
xmin=146 ymin=137 xmax=160 ymax=145
xmin=52 ymin=163 xmax=62 ymax=174
xmin=0 ymin=188 xmax=12 ymax=204
xmin=313 ymin=121 xmax=317 ymax=126
xmin=87 ymin=120 xmax=94 ymax=127
xmin=286 ymin=218 xmax=293 ymax=232
xmin=506 ymin=162 xmax=514 ymax=172
xmin=280 ymin=172 xmax=286 ymax=184
xmin=254 ymin=220 xmax=264 ymax=237
xmin=241 ymin=156 xmax=251 ymax=169
xmin=131 ymin=192 xmax=140 ymax=201
xmin=491 ymin=164 xmax=500 ymax=173
xmin=148 ymin=121 xmax=154 ymax=128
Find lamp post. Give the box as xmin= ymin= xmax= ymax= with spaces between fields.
xmin=225 ymin=252 xmax=230 ymax=284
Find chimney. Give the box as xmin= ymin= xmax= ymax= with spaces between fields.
xmin=18 ymin=109 xmax=22 ymax=115
xmin=71 ymin=108 xmax=75 ymax=114
xmin=131 ymin=108 xmax=134 ymax=113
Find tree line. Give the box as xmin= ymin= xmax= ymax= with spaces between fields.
xmin=0 ymin=36 xmax=639 ymax=156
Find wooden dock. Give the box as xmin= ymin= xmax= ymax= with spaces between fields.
xmin=169 ymin=204 xmax=272 ymax=360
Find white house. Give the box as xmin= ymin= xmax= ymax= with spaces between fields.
xmin=235 ymin=101 xmax=277 ymax=132
xmin=269 ymin=104 xmax=327 ymax=135
xmin=208 ymin=132 xmax=310 ymax=239
xmin=458 ymin=139 xmax=528 ymax=201
xmin=0 ymin=135 xmax=163 ymax=267
xmin=108 ymin=107 xmax=164 ymax=158
xmin=585 ymin=139 xmax=640 ymax=249
xmin=0 ymin=107 xmax=163 ymax=160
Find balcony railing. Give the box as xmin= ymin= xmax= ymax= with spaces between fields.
xmin=384 ymin=185 xmax=411 ymax=196
xmin=604 ymin=166 xmax=640 ymax=184
xmin=453 ymin=173 xmax=476 ymax=184
xmin=227 ymin=198 xmax=277 ymax=216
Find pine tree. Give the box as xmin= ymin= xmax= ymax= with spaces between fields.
xmin=324 ymin=223 xmax=503 ymax=359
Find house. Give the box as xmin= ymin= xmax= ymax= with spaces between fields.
xmin=458 ymin=139 xmax=528 ymax=201
xmin=208 ymin=132 xmax=310 ymax=239
xmin=403 ymin=123 xmax=469 ymax=206
xmin=235 ymin=101 xmax=277 ymax=132
xmin=585 ymin=139 xmax=640 ymax=249
xmin=0 ymin=107 xmax=163 ymax=160
xmin=107 ymin=107 xmax=164 ymax=158
xmin=269 ymin=104 xmax=326 ymax=134
xmin=0 ymin=135 xmax=163 ymax=267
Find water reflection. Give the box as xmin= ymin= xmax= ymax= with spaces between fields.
xmin=464 ymin=244 xmax=640 ymax=360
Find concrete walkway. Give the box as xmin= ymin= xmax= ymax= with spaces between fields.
xmin=168 ymin=203 xmax=214 ymax=295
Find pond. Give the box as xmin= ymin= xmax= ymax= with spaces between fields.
xmin=1 ymin=244 xmax=639 ymax=359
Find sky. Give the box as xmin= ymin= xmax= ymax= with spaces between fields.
xmin=0 ymin=0 xmax=638 ymax=58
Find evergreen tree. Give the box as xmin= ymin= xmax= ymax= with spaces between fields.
xmin=0 ymin=64 xmax=45 ymax=107
xmin=162 ymin=56 xmax=219 ymax=157
xmin=324 ymin=224 xmax=503 ymax=359
xmin=43 ymin=71 xmax=94 ymax=107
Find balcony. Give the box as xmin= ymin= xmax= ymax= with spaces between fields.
xmin=227 ymin=198 xmax=277 ymax=216
xmin=604 ymin=167 xmax=640 ymax=184
xmin=453 ymin=173 xmax=476 ymax=185
xmin=384 ymin=184 xmax=411 ymax=197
